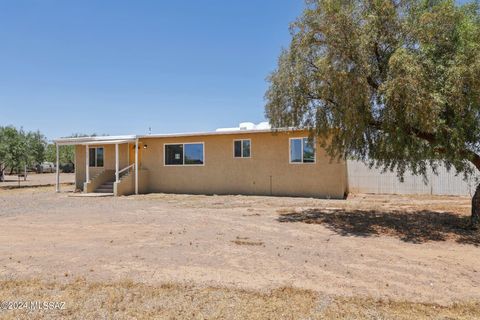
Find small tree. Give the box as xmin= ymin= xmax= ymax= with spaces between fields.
xmin=0 ymin=127 xmax=6 ymax=181
xmin=45 ymin=143 xmax=75 ymax=166
xmin=45 ymin=133 xmax=97 ymax=168
xmin=265 ymin=0 xmax=480 ymax=227
xmin=27 ymin=130 xmax=47 ymax=167
xmin=0 ymin=126 xmax=29 ymax=175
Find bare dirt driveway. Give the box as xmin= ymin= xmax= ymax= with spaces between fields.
xmin=0 ymin=185 xmax=479 ymax=319
xmin=0 ymin=172 xmax=74 ymax=188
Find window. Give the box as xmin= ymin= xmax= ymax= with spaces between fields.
xmin=165 ymin=143 xmax=204 ymax=165
xmin=185 ymin=143 xmax=204 ymax=164
xmin=89 ymin=147 xmax=104 ymax=167
xmin=165 ymin=144 xmax=183 ymax=165
xmin=290 ymin=138 xmax=315 ymax=163
xmin=234 ymin=139 xmax=251 ymax=158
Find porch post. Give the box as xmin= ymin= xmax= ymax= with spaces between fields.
xmin=55 ymin=143 xmax=60 ymax=192
xmin=115 ymin=143 xmax=119 ymax=182
xmin=135 ymin=138 xmax=138 ymax=195
xmin=85 ymin=144 xmax=89 ymax=182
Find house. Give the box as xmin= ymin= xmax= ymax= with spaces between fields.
xmin=53 ymin=122 xmax=349 ymax=198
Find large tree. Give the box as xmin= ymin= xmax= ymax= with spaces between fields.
xmin=265 ymin=0 xmax=480 ymax=227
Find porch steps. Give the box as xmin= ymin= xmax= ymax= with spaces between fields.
xmin=95 ymin=181 xmax=114 ymax=193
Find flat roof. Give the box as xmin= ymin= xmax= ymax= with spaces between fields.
xmin=54 ymin=135 xmax=137 ymax=145
xmin=138 ymin=128 xmax=278 ymax=139
xmin=53 ymin=127 xmax=302 ymax=145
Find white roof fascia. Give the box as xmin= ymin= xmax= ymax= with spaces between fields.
xmin=137 ymin=128 xmax=287 ymax=139
xmin=54 ymin=135 xmax=137 ymax=145
xmin=82 ymin=139 xmax=134 ymax=146
xmin=54 ymin=127 xmax=302 ymax=144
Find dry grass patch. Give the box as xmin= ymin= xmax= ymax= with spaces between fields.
xmin=322 ymin=297 xmax=480 ymax=320
xmin=0 ymin=279 xmax=479 ymax=319
xmin=231 ymin=236 xmax=264 ymax=246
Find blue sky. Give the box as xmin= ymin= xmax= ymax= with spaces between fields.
xmin=0 ymin=1 xmax=470 ymax=140
xmin=0 ymin=0 xmax=303 ymax=140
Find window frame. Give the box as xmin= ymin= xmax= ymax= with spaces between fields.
xmin=164 ymin=142 xmax=205 ymax=166
xmin=233 ymin=139 xmax=252 ymax=159
xmin=88 ymin=147 xmax=104 ymax=168
xmin=289 ymin=137 xmax=316 ymax=164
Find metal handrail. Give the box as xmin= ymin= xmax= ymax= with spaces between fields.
xmin=118 ymin=164 xmax=134 ymax=175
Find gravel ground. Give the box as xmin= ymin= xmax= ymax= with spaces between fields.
xmin=0 ymin=186 xmax=479 ymax=306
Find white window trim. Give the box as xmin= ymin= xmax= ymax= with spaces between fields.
xmin=164 ymin=142 xmax=205 ymax=166
xmin=289 ymin=137 xmax=316 ymax=164
xmin=233 ymin=139 xmax=252 ymax=159
xmin=88 ymin=146 xmax=105 ymax=168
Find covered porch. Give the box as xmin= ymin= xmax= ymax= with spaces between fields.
xmin=54 ymin=135 xmax=147 ymax=196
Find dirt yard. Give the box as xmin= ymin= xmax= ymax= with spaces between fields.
xmin=0 ymin=173 xmax=74 ymax=188
xmin=0 ymin=184 xmax=479 ymax=318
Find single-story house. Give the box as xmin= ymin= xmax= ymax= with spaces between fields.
xmin=53 ymin=122 xmax=348 ymax=198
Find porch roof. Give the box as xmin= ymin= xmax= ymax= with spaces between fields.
xmin=53 ymin=135 xmax=137 ymax=146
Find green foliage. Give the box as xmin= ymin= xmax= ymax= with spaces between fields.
xmin=27 ymin=130 xmax=47 ymax=166
xmin=0 ymin=126 xmax=31 ymax=173
xmin=265 ymin=0 xmax=480 ymax=180
xmin=0 ymin=127 xmax=90 ymax=177
xmin=45 ymin=144 xmax=75 ymax=165
xmin=45 ymin=133 xmax=98 ymax=165
xmin=0 ymin=127 xmax=50 ymax=173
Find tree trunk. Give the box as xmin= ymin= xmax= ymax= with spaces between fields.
xmin=471 ymin=183 xmax=480 ymax=229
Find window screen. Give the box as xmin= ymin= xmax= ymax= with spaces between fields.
xmin=96 ymin=147 xmax=104 ymax=167
xmin=290 ymin=138 xmax=315 ymax=163
xmin=165 ymin=144 xmax=183 ymax=165
xmin=234 ymin=140 xmax=242 ymax=157
xmin=88 ymin=147 xmax=104 ymax=167
xmin=89 ymin=148 xmax=96 ymax=167
xmin=242 ymin=140 xmax=251 ymax=157
xmin=234 ymin=139 xmax=251 ymax=158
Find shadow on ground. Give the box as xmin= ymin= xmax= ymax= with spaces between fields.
xmin=278 ymin=209 xmax=480 ymax=246
xmin=0 ymin=182 xmax=74 ymax=190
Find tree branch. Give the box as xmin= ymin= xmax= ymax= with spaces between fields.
xmin=369 ymin=120 xmax=480 ymax=171
xmin=366 ymin=76 xmax=379 ymax=90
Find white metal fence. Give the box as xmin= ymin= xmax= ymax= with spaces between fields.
xmin=347 ymin=160 xmax=479 ymax=196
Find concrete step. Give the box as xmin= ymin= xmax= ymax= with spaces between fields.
xmin=70 ymin=193 xmax=113 ymax=197
xmin=95 ymin=188 xmax=113 ymax=193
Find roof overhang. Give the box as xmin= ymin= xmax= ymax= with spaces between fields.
xmin=82 ymin=139 xmax=135 ymax=145
xmin=137 ymin=127 xmax=300 ymax=139
xmin=54 ymin=135 xmax=137 ymax=146
xmin=53 ymin=127 xmax=306 ymax=145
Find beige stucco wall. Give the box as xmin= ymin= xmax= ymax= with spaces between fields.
xmin=114 ymin=171 xmax=134 ymax=196
xmin=75 ymin=144 xmax=129 ymax=191
xmin=139 ymin=131 xmax=348 ymax=198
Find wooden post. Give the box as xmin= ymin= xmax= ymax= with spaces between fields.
xmin=56 ymin=143 xmax=60 ymax=192
xmin=135 ymin=139 xmax=138 ymax=195
xmin=85 ymin=145 xmax=89 ymax=182
xmin=115 ymin=143 xmax=119 ymax=182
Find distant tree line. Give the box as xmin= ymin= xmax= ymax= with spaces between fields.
xmin=0 ymin=126 xmax=90 ymax=181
